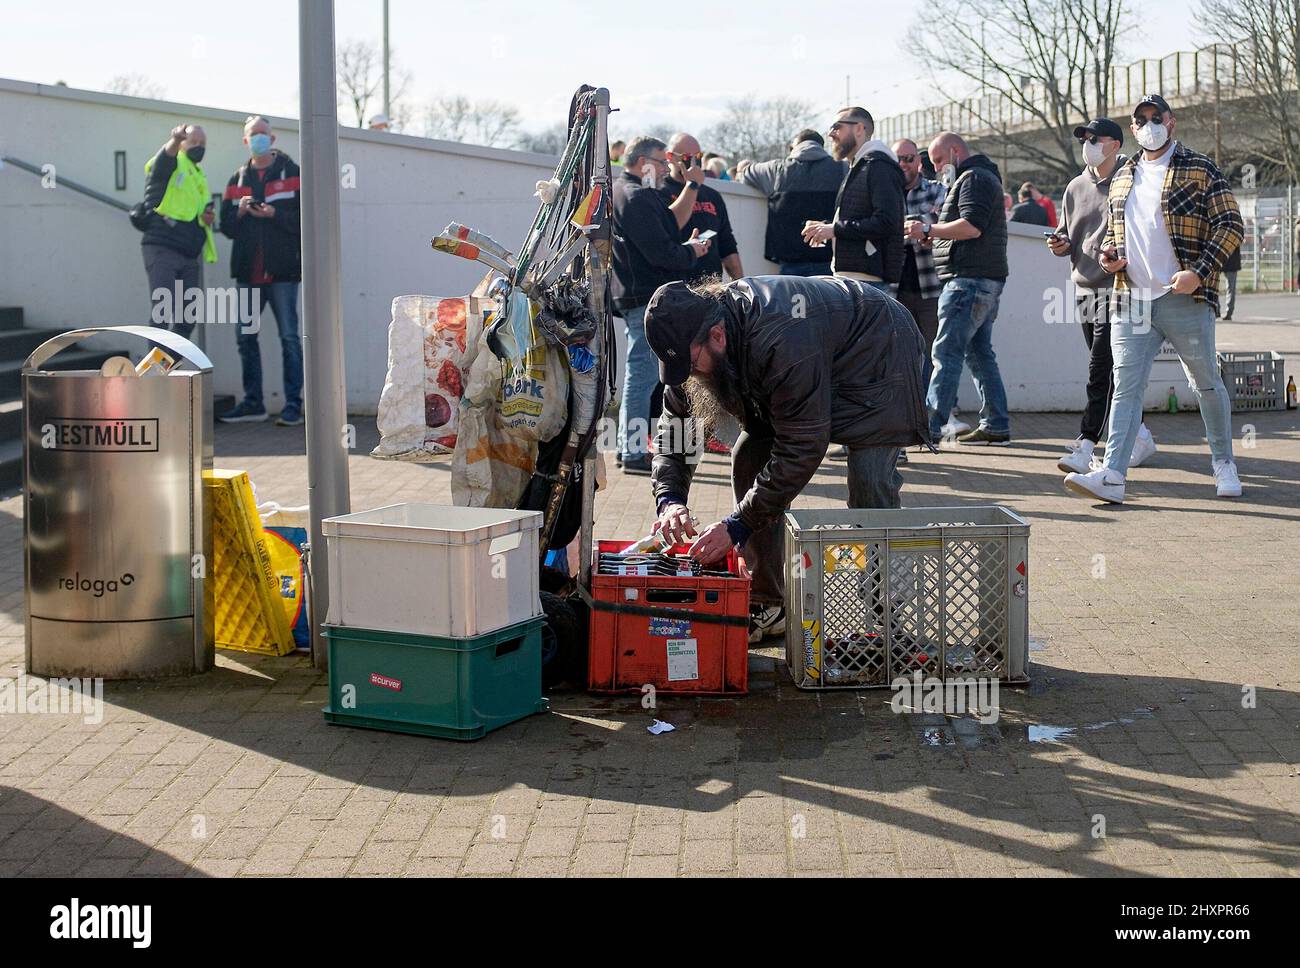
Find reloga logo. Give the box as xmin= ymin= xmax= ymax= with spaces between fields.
xmin=58 ymin=572 xmax=134 ymax=597
xmin=49 ymin=898 xmax=151 ymax=948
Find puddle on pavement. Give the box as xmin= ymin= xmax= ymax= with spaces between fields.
xmin=1026 ymin=707 xmax=1156 ymax=744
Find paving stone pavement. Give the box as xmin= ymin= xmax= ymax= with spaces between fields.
xmin=1 ymin=404 xmax=1298 ymax=877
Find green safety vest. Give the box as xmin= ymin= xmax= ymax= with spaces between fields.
xmin=145 ymin=151 xmax=217 ymax=263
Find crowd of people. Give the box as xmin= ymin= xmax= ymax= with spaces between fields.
xmin=615 ymin=95 xmax=1245 ymax=642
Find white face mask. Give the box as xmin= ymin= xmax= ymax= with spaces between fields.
xmin=1135 ymin=121 xmax=1169 ymax=152
xmin=939 ymin=163 xmax=956 ymax=189
xmin=640 ymin=165 xmax=660 ymax=190
xmin=1082 ymin=140 xmax=1108 ymax=168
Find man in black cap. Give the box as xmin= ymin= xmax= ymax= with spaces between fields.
xmin=1047 ymin=117 xmax=1156 ymax=475
xmin=1065 ymin=94 xmax=1243 ymax=504
xmin=643 ymin=275 xmax=929 ymax=642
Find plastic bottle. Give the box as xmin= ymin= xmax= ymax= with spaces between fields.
xmin=1288 ymin=376 xmax=1297 ymax=410
xmin=1167 ymin=387 xmax=1178 ymax=414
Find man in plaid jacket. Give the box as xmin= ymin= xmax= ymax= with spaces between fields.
xmin=1065 ymin=94 xmax=1244 ymax=504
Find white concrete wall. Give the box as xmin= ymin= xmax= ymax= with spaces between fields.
xmin=0 ymin=78 xmax=1191 ymax=414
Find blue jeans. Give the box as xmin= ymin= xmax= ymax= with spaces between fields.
xmin=618 ymin=305 xmax=655 ymax=460
xmin=1104 ymin=292 xmax=1233 ymax=477
xmin=927 ymin=277 xmax=1009 ymax=437
xmin=780 ymin=261 xmax=832 ymax=277
xmin=236 ymin=282 xmax=303 ymax=411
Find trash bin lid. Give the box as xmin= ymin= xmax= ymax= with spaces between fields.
xmin=24 ymin=325 xmax=212 ymax=374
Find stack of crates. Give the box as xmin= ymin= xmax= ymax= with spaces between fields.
xmin=784 ymin=506 xmax=1030 ymax=689
xmin=1217 ymin=351 xmax=1286 ymax=412
xmin=320 ymin=503 xmax=548 ymax=740
xmin=588 ymin=540 xmax=751 ymax=695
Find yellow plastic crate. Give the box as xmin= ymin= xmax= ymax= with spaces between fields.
xmin=205 ymin=469 xmax=295 ymax=656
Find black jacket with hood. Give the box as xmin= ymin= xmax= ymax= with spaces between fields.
xmin=651 ymin=275 xmax=929 ymax=538
xmin=831 ymin=141 xmax=907 ymax=281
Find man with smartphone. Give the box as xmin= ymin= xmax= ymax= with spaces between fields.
xmin=1064 ymin=95 xmax=1243 ymax=503
xmin=662 ymin=133 xmax=743 ymax=283
xmin=217 ymin=115 xmax=304 ymax=426
xmin=1047 ymin=117 xmax=1156 ymax=475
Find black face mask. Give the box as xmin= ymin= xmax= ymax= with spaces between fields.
xmin=186 ymin=145 xmax=206 ymax=164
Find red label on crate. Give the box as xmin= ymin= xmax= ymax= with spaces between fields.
xmin=369 ymin=673 xmax=402 ymax=692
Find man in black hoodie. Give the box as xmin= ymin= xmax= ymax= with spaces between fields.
xmin=906 ymin=131 xmax=1011 ymax=445
xmin=801 ymin=107 xmax=905 ymax=292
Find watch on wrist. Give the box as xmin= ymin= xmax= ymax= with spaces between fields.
xmin=923 ymin=223 xmax=932 ymax=239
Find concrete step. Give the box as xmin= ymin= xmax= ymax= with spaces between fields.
xmin=0 ymin=327 xmax=67 ymax=365
xmin=0 ymin=398 xmax=21 ymax=442
xmin=0 ymin=348 xmax=121 ymax=399
xmin=0 ymin=308 xmax=23 ymax=332
xmin=0 ymin=437 xmax=20 ymax=494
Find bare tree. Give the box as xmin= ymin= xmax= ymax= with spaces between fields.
xmin=337 ymin=39 xmax=412 ymax=129
xmin=908 ymin=0 xmax=1129 ymax=180
xmin=423 ymin=96 xmax=521 ymax=148
xmin=106 ymin=74 xmax=166 ymax=99
xmin=515 ymin=123 xmax=569 ymax=155
xmin=1197 ymin=0 xmax=1300 ymax=183
xmin=705 ymin=96 xmax=819 ymax=164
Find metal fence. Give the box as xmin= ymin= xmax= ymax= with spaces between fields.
xmin=879 ymin=41 xmax=1252 ymax=145
xmin=1238 ymin=188 xmax=1297 ymax=293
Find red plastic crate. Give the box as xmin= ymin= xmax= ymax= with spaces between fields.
xmin=588 ymin=539 xmax=752 ymax=695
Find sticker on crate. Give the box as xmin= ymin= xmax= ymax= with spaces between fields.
xmin=649 ymin=616 xmax=691 ymax=637
xmin=825 ymin=543 xmax=868 ymax=572
xmin=802 ymin=619 xmax=822 ymax=682
xmin=666 ymin=638 xmax=699 ymax=682
xmin=369 ymin=673 xmax=403 ymax=692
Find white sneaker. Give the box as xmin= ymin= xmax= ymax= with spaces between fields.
xmin=1129 ymin=425 xmax=1157 ymax=468
xmin=941 ymin=408 xmax=972 ymax=437
xmin=1064 ymin=467 xmax=1126 ymax=503
xmin=1058 ymin=438 xmax=1096 ymax=474
xmin=1213 ymin=459 xmax=1242 ymax=498
xmin=748 ymin=605 xmax=786 ymax=644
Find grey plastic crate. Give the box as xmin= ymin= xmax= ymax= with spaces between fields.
xmin=784 ymin=506 xmax=1030 ymax=689
xmin=1218 ymin=351 xmax=1285 ymax=412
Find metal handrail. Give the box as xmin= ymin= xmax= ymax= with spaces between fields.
xmin=1 ymin=155 xmax=131 ymax=212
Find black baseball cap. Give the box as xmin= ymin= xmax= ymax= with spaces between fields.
xmin=1132 ymin=93 xmax=1172 ymax=117
xmin=644 ymin=281 xmax=711 ymax=386
xmin=1072 ymin=117 xmax=1124 ymax=145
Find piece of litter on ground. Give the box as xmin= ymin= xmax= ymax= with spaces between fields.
xmin=647 ymin=719 xmax=675 ymax=735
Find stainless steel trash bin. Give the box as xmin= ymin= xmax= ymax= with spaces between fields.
xmin=24 ymin=326 xmax=214 ymax=677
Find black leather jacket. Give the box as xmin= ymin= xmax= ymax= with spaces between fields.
xmin=651 ymin=275 xmax=929 ymax=535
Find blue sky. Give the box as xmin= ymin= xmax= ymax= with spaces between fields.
xmin=1 ymin=0 xmax=1207 ymax=140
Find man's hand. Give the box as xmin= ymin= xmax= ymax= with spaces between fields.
xmin=802 ymin=221 xmax=833 ymax=246
xmin=1170 ymin=269 xmax=1201 ymax=294
xmin=1099 ymin=246 xmax=1128 ymax=274
xmin=250 ymin=202 xmax=275 ymax=219
xmin=1047 ymin=234 xmax=1071 ymax=256
xmin=654 ymin=503 xmax=698 ymax=547
xmin=904 ymin=219 xmax=928 ymax=243
xmin=169 ymin=124 xmax=188 ymax=144
xmin=685 ymin=227 xmax=711 ymax=258
xmin=689 ymin=520 xmax=734 ymax=564
xmin=237 ymin=195 xmax=255 ymax=217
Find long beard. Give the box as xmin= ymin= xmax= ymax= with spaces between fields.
xmin=831 ymin=138 xmax=853 ymax=161
xmin=684 ymin=350 xmax=744 ymax=438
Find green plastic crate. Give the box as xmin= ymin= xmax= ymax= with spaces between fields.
xmin=322 ymin=618 xmax=549 ymax=740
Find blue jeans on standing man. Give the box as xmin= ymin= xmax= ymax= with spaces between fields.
xmin=926 ymin=276 xmax=1010 ymax=438
xmin=236 ymin=282 xmax=303 ymax=413
xmin=1103 ymin=291 xmax=1233 ymax=478
xmin=618 ymin=304 xmax=655 ymax=461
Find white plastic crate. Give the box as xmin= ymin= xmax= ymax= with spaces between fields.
xmin=784 ymin=506 xmax=1030 ymax=689
xmin=322 ymin=503 xmax=542 ymax=638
